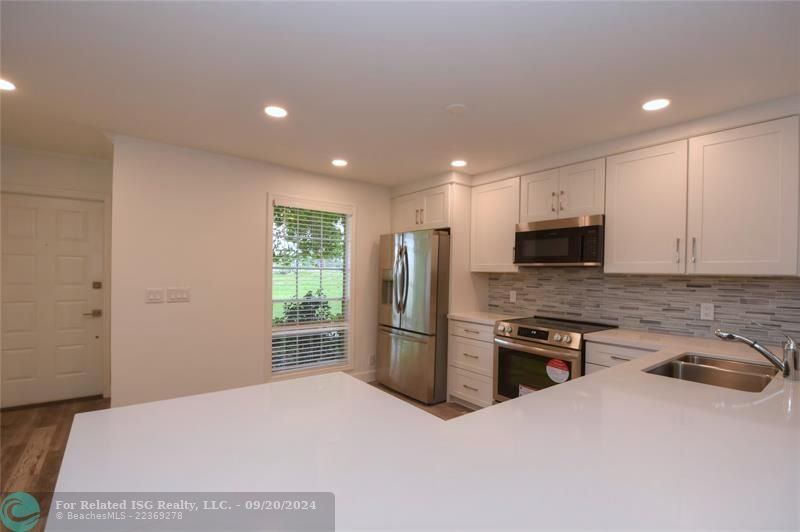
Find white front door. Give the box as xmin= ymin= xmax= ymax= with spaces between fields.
xmin=2 ymin=193 xmax=105 ymax=407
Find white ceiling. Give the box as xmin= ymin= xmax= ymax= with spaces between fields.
xmin=2 ymin=1 xmax=799 ymax=185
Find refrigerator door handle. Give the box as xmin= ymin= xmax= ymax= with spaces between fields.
xmin=402 ymin=244 xmax=410 ymax=314
xmin=393 ymin=247 xmax=403 ymax=314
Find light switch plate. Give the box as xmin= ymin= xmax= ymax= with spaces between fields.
xmin=509 ymin=290 xmax=517 ymax=303
xmin=166 ymin=287 xmax=191 ymax=303
xmin=700 ymin=303 xmax=715 ymax=321
xmin=145 ymin=288 xmax=164 ymax=304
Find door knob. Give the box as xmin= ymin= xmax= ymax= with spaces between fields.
xmin=82 ymin=309 xmax=103 ymax=317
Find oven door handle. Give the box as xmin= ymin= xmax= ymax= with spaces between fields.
xmin=493 ymin=337 xmax=580 ymax=361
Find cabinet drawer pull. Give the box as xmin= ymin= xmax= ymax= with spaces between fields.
xmin=462 ymin=328 xmax=480 ymax=335
xmin=610 ymin=355 xmax=632 ymax=362
xmin=675 ymin=237 xmax=681 ymax=264
xmin=691 ymin=237 xmax=697 ymax=264
xmin=559 ymin=190 xmax=565 ymax=211
xmin=462 ymin=352 xmax=479 ymax=359
xmin=551 ymin=191 xmax=557 ymax=212
xmin=415 ymin=209 xmax=419 ymax=225
xmin=462 ymin=384 xmax=479 ymax=392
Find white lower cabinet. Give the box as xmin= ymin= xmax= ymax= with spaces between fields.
xmin=448 ymin=367 xmax=493 ymax=408
xmin=447 ymin=319 xmax=495 ymax=408
xmin=585 ymin=363 xmax=606 ymax=375
xmin=585 ymin=341 xmax=656 ymax=372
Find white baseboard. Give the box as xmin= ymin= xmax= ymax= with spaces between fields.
xmin=348 ymin=369 xmax=376 ymax=383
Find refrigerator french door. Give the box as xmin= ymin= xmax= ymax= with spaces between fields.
xmin=377 ymin=230 xmax=450 ymax=404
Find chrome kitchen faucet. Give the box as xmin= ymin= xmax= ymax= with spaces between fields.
xmin=715 ymin=330 xmax=800 ymax=381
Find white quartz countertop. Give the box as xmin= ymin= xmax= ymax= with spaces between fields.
xmin=58 ymin=345 xmax=799 ymax=531
xmin=447 ymin=311 xmax=520 ymax=326
xmin=585 ymin=327 xmax=784 ymax=360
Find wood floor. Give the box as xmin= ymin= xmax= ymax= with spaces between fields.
xmin=1 ymin=395 xmax=110 ymax=524
xmin=370 ymin=383 xmax=473 ymax=420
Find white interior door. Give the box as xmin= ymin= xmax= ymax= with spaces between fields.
xmin=2 ymin=193 xmax=105 ymax=407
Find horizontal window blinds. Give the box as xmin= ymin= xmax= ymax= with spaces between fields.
xmin=271 ymin=201 xmax=351 ymax=373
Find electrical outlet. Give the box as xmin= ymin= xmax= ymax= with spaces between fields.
xmin=509 ymin=290 xmax=517 ymax=303
xmin=145 ymin=288 xmax=164 ymax=304
xmin=700 ymin=303 xmax=715 ymax=321
xmin=166 ymin=288 xmax=192 ymax=303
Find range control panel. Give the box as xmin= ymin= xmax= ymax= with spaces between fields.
xmin=495 ymin=321 xmax=581 ymax=350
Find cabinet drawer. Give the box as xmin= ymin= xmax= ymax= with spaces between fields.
xmin=586 ymin=342 xmax=655 ymax=367
xmin=585 ymin=362 xmax=607 ymax=375
xmin=448 ymin=366 xmax=493 ymax=408
xmin=448 ymin=335 xmax=493 ymax=376
xmin=448 ymin=320 xmax=495 ymax=343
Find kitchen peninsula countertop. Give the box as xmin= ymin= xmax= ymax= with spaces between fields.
xmin=56 ymin=339 xmax=799 ymax=531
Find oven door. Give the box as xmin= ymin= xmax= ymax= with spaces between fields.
xmin=493 ymin=337 xmax=581 ymax=402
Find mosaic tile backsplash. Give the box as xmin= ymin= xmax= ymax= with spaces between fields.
xmin=488 ymin=269 xmax=800 ymax=346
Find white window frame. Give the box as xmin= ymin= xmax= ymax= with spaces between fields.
xmin=266 ymin=194 xmax=356 ymax=381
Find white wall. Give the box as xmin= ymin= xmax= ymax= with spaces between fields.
xmin=1 ymin=146 xmax=112 ymax=195
xmin=111 ymin=136 xmax=390 ymax=406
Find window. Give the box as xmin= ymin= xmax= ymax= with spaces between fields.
xmin=271 ymin=199 xmax=352 ymax=374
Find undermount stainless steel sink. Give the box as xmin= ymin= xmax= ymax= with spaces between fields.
xmin=645 ymin=353 xmax=777 ymax=393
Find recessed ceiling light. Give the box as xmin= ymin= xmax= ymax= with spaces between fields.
xmin=264 ymin=105 xmax=288 ymax=118
xmin=446 ymin=103 xmax=467 ymax=115
xmin=451 ymin=160 xmax=467 ymax=168
xmin=332 ymin=159 xmax=348 ymax=167
xmin=642 ymin=98 xmax=670 ymax=111
xmin=0 ymin=79 xmax=16 ymax=91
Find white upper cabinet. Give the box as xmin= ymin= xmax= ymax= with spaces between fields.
xmin=391 ymin=193 xmax=419 ymax=233
xmin=420 ymin=185 xmax=450 ymax=229
xmin=687 ymin=117 xmax=799 ymax=275
xmin=391 ymin=184 xmax=451 ymax=232
xmin=604 ymin=140 xmax=688 ymax=274
xmin=471 ymin=177 xmax=520 ymax=272
xmin=520 ymin=169 xmax=559 ymax=222
xmin=558 ymin=159 xmax=606 ymax=219
xmin=519 ymin=158 xmax=605 ymax=223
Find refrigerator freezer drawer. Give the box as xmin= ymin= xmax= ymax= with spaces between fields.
xmin=376 ymin=326 xmax=444 ymax=404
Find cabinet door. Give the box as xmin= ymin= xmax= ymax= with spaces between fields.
xmin=519 ymin=169 xmax=559 ymax=223
xmin=558 ymin=158 xmax=606 ymax=219
xmin=470 ymin=177 xmax=520 ymax=272
xmin=605 ymin=140 xmax=688 ymax=274
xmin=391 ymin=193 xmax=420 ymax=233
xmin=419 ymin=184 xmax=450 ymax=229
xmin=687 ymin=117 xmax=799 ymax=275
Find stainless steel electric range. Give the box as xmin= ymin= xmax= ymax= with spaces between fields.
xmin=493 ymin=316 xmax=615 ymax=402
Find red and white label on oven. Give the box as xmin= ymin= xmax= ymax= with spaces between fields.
xmin=546 ymin=359 xmax=570 ymax=383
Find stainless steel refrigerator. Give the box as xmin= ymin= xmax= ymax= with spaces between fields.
xmin=377 ymin=230 xmax=450 ymax=405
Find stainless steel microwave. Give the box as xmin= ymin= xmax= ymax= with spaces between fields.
xmin=514 ymin=215 xmax=604 ymax=266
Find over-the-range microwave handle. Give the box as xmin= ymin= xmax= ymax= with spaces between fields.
xmin=493 ymin=337 xmax=580 ymax=361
